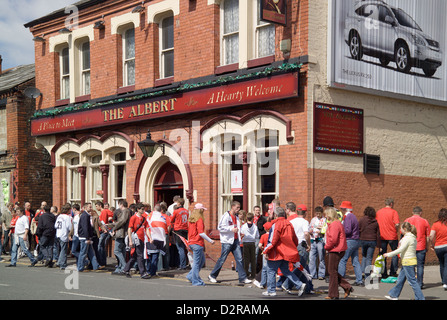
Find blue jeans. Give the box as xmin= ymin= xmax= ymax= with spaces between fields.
xmin=147 ymin=252 xmax=159 ymax=276
xmin=10 ymin=236 xmax=36 ymax=266
xmin=361 ymin=240 xmax=376 ymax=276
xmin=266 ymin=259 xmax=303 ymax=294
xmin=338 ymin=239 xmax=363 ymax=284
xmin=435 ymin=246 xmax=447 ymax=285
xmin=260 ymin=255 xmax=268 ymax=287
xmin=210 ymin=239 xmax=247 ymax=282
xmin=388 ymin=265 xmax=425 ymax=300
xmin=309 ymin=239 xmax=325 ymax=278
xmin=113 ymin=238 xmax=126 ymax=272
xmin=416 ymin=249 xmax=426 ymax=287
xmin=97 ymin=232 xmax=110 ymax=267
xmin=77 ymin=240 xmax=99 ymax=271
xmin=187 ymin=244 xmax=206 ymax=286
xmin=57 ymin=239 xmax=69 ymax=269
xmin=175 ymin=230 xmax=188 ymax=269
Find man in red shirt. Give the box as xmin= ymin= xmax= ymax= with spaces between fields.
xmin=123 ymin=203 xmax=150 ymax=279
xmin=171 ymin=198 xmax=189 ymax=270
xmin=405 ymin=206 xmax=430 ymax=288
xmin=376 ymin=198 xmax=400 ymax=278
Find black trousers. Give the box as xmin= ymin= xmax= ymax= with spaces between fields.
xmin=124 ymin=243 xmax=146 ymax=276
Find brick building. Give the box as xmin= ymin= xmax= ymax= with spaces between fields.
xmin=25 ymin=0 xmax=447 ymax=265
xmin=0 ymin=58 xmax=52 ymax=213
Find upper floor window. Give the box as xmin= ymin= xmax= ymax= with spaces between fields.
xmin=221 ymin=0 xmax=239 ymax=65
xmin=160 ymin=15 xmax=174 ymax=78
xmin=80 ymin=41 xmax=91 ymax=95
xmin=255 ymin=1 xmax=275 ymax=58
xmin=60 ymin=46 xmax=70 ymax=100
xmin=123 ymin=28 xmax=136 ymax=86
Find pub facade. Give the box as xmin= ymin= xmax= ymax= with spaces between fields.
xmin=26 ymin=0 xmax=447 ymax=264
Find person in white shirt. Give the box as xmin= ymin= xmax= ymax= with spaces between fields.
xmin=55 ymin=204 xmax=73 ymax=270
xmin=241 ymin=212 xmax=260 ymax=279
xmin=209 ymin=201 xmax=252 ymax=285
xmin=69 ymin=204 xmax=81 ymax=266
xmin=7 ymin=207 xmax=37 ymax=267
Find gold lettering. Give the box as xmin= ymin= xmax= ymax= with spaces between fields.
xmin=145 ymin=103 xmax=152 ymax=114
xmin=153 ymin=101 xmax=160 ymax=114
xmin=160 ymin=100 xmax=168 ymax=113
xmin=129 ymin=106 xmax=137 ymax=118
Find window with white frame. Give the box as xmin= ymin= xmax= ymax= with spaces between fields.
xmin=219 ymin=133 xmax=243 ymax=215
xmin=160 ymin=15 xmax=174 ymax=78
xmin=255 ymin=0 xmax=275 ymax=58
xmin=221 ymin=0 xmax=239 ymax=65
xmin=253 ymin=129 xmax=279 ymax=209
xmin=78 ymin=41 xmax=91 ymax=96
xmin=60 ymin=46 xmax=70 ymax=100
xmin=111 ymin=152 xmax=126 ymax=208
xmin=67 ymin=156 xmax=81 ymax=205
xmin=216 ymin=128 xmax=279 ymax=219
xmin=123 ymin=28 xmax=135 ymax=86
xmin=88 ymin=154 xmax=103 ymax=202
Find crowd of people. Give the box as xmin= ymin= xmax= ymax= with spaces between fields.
xmin=1 ymin=196 xmax=447 ymax=300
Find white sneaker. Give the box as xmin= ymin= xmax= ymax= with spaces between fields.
xmin=208 ymin=275 xmax=217 ymax=283
xmin=281 ymin=284 xmax=292 ymax=294
xmin=253 ymin=280 xmax=263 ymax=289
xmin=262 ymin=291 xmax=277 ymax=297
xmin=242 ymin=278 xmax=252 ymax=284
xmin=385 ymin=295 xmax=398 ymax=301
xmin=297 ymin=283 xmax=306 ymax=297
xmin=443 ymin=284 xmax=447 ymax=290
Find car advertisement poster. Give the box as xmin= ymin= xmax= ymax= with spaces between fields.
xmin=330 ymin=0 xmax=447 ymax=104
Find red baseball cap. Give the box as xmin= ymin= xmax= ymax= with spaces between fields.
xmin=297 ymin=204 xmax=308 ymax=211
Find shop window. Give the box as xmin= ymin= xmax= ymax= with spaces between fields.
xmin=219 ymin=134 xmax=243 ymax=214
xmin=160 ymin=15 xmax=174 ymax=79
xmin=60 ymin=46 xmax=70 ymax=100
xmin=88 ymin=154 xmax=103 ymax=202
xmin=123 ymin=28 xmax=136 ymax=86
xmin=216 ymin=128 xmax=279 ymax=219
xmin=111 ymin=152 xmax=126 ymax=208
xmin=67 ymin=156 xmax=81 ymax=204
xmin=221 ymin=0 xmax=239 ymax=65
xmin=253 ymin=129 xmax=279 ymax=210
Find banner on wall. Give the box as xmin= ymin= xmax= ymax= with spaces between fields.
xmin=329 ymin=0 xmax=447 ymax=104
xmin=314 ymin=102 xmax=364 ymax=157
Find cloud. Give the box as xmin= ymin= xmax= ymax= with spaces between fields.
xmin=0 ymin=0 xmax=74 ymax=69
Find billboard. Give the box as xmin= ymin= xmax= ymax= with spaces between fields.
xmin=329 ymin=0 xmax=447 ymax=104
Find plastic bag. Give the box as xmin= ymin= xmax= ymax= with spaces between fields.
xmin=370 ymin=255 xmax=385 ymax=278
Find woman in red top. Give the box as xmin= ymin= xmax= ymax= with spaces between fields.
xmin=324 ymin=207 xmax=353 ymax=299
xmin=187 ymin=204 xmax=214 ymax=286
xmin=430 ymin=208 xmax=447 ymax=290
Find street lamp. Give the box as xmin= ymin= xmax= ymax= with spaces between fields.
xmin=138 ymin=130 xmax=161 ymax=158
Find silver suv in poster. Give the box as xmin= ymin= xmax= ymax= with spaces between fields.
xmin=345 ymin=0 xmax=443 ymax=77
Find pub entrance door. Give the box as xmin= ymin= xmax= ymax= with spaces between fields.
xmin=153 ymin=161 xmax=184 ymax=207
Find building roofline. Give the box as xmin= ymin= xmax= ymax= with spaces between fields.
xmin=24 ymin=0 xmax=107 ymax=29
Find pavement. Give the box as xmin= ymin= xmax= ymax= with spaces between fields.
xmin=2 ymin=252 xmax=446 ymax=300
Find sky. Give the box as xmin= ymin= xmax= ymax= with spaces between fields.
xmin=0 ymin=0 xmax=75 ymax=70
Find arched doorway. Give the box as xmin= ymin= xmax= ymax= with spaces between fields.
xmin=153 ymin=161 xmax=184 ymax=205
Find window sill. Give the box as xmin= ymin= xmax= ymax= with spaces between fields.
xmin=55 ymin=99 xmax=70 ymax=107
xmin=75 ymin=94 xmax=91 ymax=103
xmin=154 ymin=77 xmax=174 ymax=87
xmin=215 ymin=63 xmax=238 ymax=75
xmin=117 ymin=85 xmax=135 ymax=95
xmin=247 ymin=55 xmax=275 ymax=68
